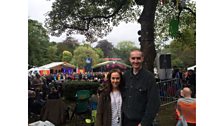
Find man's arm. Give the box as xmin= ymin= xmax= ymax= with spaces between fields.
xmin=141 ymin=76 xmax=160 ymax=126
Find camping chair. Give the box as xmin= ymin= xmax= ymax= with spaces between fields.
xmin=70 ymin=90 xmax=92 ymax=125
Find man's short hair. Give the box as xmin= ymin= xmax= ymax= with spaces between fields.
xmin=129 ymin=49 xmax=144 ymax=57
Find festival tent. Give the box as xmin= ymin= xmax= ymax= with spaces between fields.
xmin=187 ymin=65 xmax=196 ymax=70
xmin=39 ymin=69 xmax=50 ymax=76
xmin=28 ymin=67 xmax=50 ymax=76
xmin=92 ymin=61 xmax=131 ymax=72
xmin=38 ymin=62 xmax=75 ymax=74
xmin=28 ymin=67 xmax=40 ymax=76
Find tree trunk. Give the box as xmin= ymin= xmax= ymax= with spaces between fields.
xmin=138 ymin=0 xmax=158 ymax=72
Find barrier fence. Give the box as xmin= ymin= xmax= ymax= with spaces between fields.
xmin=157 ymin=78 xmax=182 ymax=106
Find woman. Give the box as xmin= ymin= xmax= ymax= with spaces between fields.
xmin=96 ymin=69 xmax=123 ymax=126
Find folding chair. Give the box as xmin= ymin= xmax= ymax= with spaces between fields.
xmin=70 ymin=90 xmax=92 ymax=125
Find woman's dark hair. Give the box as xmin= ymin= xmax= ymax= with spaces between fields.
xmin=106 ymin=69 xmax=123 ymax=93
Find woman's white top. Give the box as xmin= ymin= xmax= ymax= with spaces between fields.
xmin=110 ymin=91 xmax=122 ymax=126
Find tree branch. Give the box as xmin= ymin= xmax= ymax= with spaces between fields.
xmin=62 ymin=0 xmax=128 ymax=31
xmin=85 ymin=0 xmax=128 ymax=20
xmin=182 ymin=7 xmax=196 ymax=16
xmin=177 ymin=6 xmax=196 ymax=22
xmin=64 ymin=24 xmax=88 ymax=31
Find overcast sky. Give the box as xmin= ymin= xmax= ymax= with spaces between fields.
xmin=28 ymin=0 xmax=141 ymax=47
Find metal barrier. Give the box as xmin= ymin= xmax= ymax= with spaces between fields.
xmin=157 ymin=78 xmax=182 ymax=106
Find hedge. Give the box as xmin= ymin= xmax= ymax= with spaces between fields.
xmin=62 ymin=80 xmax=100 ymax=101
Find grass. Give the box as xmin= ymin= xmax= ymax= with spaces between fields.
xmin=157 ymin=102 xmax=177 ymax=126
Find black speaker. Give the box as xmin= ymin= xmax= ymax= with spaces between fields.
xmin=159 ymin=54 xmax=171 ymax=69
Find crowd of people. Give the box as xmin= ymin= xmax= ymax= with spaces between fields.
xmin=172 ymin=66 xmax=196 ymax=126
xmin=172 ymin=66 xmax=196 ymax=98
xmin=28 ymin=71 xmax=108 ymax=117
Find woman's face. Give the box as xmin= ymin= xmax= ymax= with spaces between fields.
xmin=110 ymin=72 xmax=121 ymax=88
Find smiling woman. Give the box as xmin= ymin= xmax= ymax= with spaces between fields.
xmin=96 ymin=69 xmax=123 ymax=126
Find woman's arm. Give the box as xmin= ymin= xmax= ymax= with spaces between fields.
xmin=96 ymin=94 xmax=104 ymax=126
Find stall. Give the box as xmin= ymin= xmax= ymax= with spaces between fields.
xmin=187 ymin=65 xmax=196 ymax=70
xmin=38 ymin=62 xmax=75 ymax=74
xmin=28 ymin=67 xmax=50 ymax=76
xmin=92 ymin=61 xmax=131 ymax=72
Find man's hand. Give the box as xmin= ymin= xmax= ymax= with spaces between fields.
xmin=138 ymin=123 xmax=142 ymax=126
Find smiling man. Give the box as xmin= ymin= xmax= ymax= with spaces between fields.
xmin=122 ymin=49 xmax=160 ymax=126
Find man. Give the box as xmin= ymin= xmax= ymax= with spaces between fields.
xmin=176 ymin=87 xmax=196 ymax=126
xmin=122 ymin=49 xmax=160 ymax=126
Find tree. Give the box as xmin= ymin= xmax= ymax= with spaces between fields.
xmin=47 ymin=45 xmax=59 ymax=62
xmin=71 ymin=45 xmax=100 ymax=68
xmin=135 ymin=0 xmax=159 ymax=72
xmin=115 ymin=41 xmax=139 ymax=64
xmin=164 ymin=27 xmax=196 ymax=67
xmin=154 ymin=1 xmax=196 ymax=49
xmin=63 ymin=36 xmax=80 ymax=48
xmin=95 ymin=40 xmax=114 ymax=57
xmin=94 ymin=48 xmax=104 ymax=58
xmin=62 ymin=50 xmax=73 ymax=62
xmin=28 ymin=19 xmax=50 ymax=66
xmin=56 ymin=36 xmax=80 ymax=60
xmin=153 ymin=1 xmax=196 ymax=69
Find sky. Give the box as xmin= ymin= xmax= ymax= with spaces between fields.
xmin=28 ymin=0 xmax=141 ymax=47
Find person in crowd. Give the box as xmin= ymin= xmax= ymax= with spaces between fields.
xmin=96 ymin=69 xmax=123 ymax=126
xmin=172 ymin=66 xmax=183 ymax=90
xmin=176 ymin=87 xmax=196 ymax=126
xmin=186 ymin=70 xmax=196 ymax=97
xmin=122 ymin=49 xmax=160 ymax=126
xmin=53 ymin=73 xmax=57 ymax=81
xmin=32 ymin=73 xmax=44 ymax=91
xmin=172 ymin=66 xmax=182 ymax=79
xmin=47 ymin=87 xmax=60 ymax=99
xmin=79 ymin=73 xmax=82 ymax=80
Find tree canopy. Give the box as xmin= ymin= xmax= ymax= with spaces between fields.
xmin=47 ymin=45 xmax=59 ymax=62
xmin=95 ymin=40 xmax=114 ymax=57
xmin=28 ymin=19 xmax=50 ymax=66
xmin=154 ymin=1 xmax=196 ymax=49
xmin=62 ymin=50 xmax=73 ymax=62
xmin=114 ymin=40 xmax=139 ymax=64
xmin=169 ymin=28 xmax=195 ymax=67
xmin=45 ymin=0 xmax=141 ymax=42
xmin=70 ymin=45 xmax=100 ymax=68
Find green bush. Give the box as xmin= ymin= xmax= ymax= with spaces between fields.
xmin=62 ymin=81 xmax=100 ymax=101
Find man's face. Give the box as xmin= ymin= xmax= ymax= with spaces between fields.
xmin=129 ymin=51 xmax=144 ymax=70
